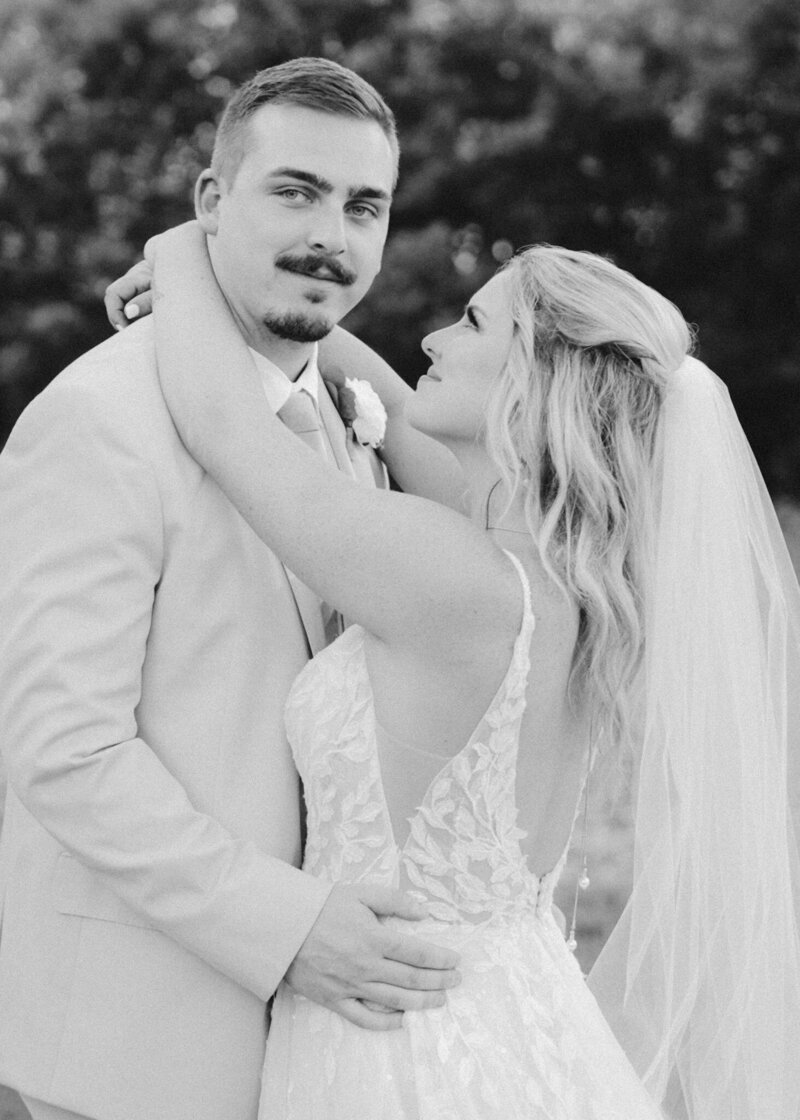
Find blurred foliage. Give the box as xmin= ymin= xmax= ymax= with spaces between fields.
xmin=1 ymin=0 xmax=799 ymax=491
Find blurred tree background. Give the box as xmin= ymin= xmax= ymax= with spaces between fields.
xmin=0 ymin=1 xmax=799 ymax=1113
xmin=1 ymin=0 xmax=799 ymax=490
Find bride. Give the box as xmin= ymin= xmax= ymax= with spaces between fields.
xmin=116 ymin=224 xmax=800 ymax=1119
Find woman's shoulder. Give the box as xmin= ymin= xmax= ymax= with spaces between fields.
xmin=494 ymin=539 xmax=581 ymax=649
xmin=416 ymin=539 xmax=538 ymax=677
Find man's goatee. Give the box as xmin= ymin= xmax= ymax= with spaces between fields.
xmin=263 ymin=311 xmax=334 ymax=343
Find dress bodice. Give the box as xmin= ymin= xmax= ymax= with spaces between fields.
xmin=284 ymin=551 xmax=568 ymax=923
xmin=267 ymin=555 xmax=668 ymax=1120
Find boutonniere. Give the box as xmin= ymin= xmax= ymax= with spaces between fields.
xmin=337 ymin=378 xmax=387 ymax=450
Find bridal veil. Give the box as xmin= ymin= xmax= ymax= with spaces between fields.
xmin=588 ymin=356 xmax=800 ymax=1119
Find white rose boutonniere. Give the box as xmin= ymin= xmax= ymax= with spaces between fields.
xmin=338 ymin=378 xmax=387 ymax=449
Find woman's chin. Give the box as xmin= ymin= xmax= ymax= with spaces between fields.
xmin=404 ymin=395 xmax=442 ymax=440
xmin=405 ymin=394 xmax=477 ymax=448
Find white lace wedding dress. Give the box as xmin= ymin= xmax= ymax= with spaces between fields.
xmin=259 ymin=552 xmax=665 ymax=1119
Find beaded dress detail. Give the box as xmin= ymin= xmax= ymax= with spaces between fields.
xmin=259 ymin=552 xmax=664 ymax=1119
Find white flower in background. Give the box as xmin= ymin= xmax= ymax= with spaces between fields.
xmin=340 ymin=378 xmax=387 ymax=449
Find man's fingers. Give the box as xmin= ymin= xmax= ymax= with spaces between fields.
xmin=360 ymin=885 xmax=428 ymax=922
xmin=369 ymin=957 xmax=461 ymax=992
xmin=355 ymin=887 xmax=460 ymax=971
xmin=359 ymin=983 xmax=449 ymax=1013
xmin=360 ymin=998 xmax=399 ymax=1014
xmin=284 ymin=883 xmax=462 ymax=1029
xmin=381 ymin=930 xmax=460 ymax=973
xmin=337 ymin=999 xmax=404 ymax=1031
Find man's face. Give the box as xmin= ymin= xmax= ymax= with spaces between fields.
xmin=196 ymin=103 xmax=395 ymax=354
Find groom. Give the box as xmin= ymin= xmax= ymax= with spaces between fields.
xmin=0 ymin=60 xmax=459 ymax=1120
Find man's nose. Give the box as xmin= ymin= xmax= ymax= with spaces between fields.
xmin=306 ymin=206 xmax=347 ymax=256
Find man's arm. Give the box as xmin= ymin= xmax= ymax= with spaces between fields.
xmin=0 ymin=377 xmax=459 ymax=1027
xmin=0 ymin=378 xmax=333 ymax=999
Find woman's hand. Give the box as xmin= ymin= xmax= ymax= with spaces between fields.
xmin=104 ymin=257 xmax=155 ymax=331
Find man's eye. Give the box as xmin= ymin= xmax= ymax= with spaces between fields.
xmin=277 ymin=188 xmax=310 ymax=202
xmin=348 ymin=203 xmax=378 ymax=219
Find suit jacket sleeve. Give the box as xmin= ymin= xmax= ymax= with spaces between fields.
xmin=0 ymin=377 xmax=331 ymax=1001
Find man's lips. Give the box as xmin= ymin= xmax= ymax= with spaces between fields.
xmin=275 ymin=254 xmax=356 ymax=286
xmin=285 ymin=265 xmax=341 ymax=282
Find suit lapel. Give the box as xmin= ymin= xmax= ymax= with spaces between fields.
xmin=318 ymin=384 xmax=356 ymax=478
xmin=281 ymin=384 xmax=353 ymax=657
xmin=351 ymin=440 xmax=389 ymax=489
xmin=282 ymin=568 xmax=328 ymax=658
xmin=319 ymin=382 xmax=389 ymax=490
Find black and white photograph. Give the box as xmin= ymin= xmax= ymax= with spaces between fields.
xmin=1 ymin=1 xmax=799 ymax=1118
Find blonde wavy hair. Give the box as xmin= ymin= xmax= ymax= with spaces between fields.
xmin=485 ymin=246 xmax=694 ymax=748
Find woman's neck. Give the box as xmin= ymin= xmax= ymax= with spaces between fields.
xmin=448 ymin=441 xmax=531 ymax=534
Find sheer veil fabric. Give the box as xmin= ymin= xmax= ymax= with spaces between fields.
xmin=588 ymin=356 xmax=800 ymax=1119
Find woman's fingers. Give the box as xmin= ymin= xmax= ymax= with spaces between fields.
xmin=104 ymin=259 xmax=155 ymax=331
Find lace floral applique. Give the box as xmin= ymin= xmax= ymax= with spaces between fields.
xmin=285 ymin=550 xmax=545 ymax=925
xmin=400 ymin=612 xmax=540 ymax=922
xmin=286 ymin=627 xmax=397 ymax=886
xmin=264 ymin=554 xmax=666 ymax=1120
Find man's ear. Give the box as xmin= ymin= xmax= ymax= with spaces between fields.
xmin=195 ymin=169 xmax=222 ymax=235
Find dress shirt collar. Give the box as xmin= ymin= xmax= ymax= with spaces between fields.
xmin=248 ymin=344 xmax=321 ymax=413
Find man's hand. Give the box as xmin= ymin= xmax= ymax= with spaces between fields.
xmin=284 ymin=884 xmax=461 ymax=1031
xmin=104 ymin=258 xmax=154 ymax=331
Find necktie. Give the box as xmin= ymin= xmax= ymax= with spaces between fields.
xmin=277 ymin=390 xmax=328 ymax=460
xmin=276 ymin=388 xmax=343 ymax=644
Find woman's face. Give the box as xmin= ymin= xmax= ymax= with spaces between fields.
xmin=406 ymin=271 xmax=516 ymax=445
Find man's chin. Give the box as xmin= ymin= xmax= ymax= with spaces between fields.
xmin=262 ymin=311 xmax=334 ymax=344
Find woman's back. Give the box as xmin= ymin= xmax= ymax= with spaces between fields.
xmin=365 ymin=540 xmax=589 ymax=883
xmin=286 ymin=547 xmax=589 ymax=923
xmin=263 ymin=550 xmax=663 ymax=1119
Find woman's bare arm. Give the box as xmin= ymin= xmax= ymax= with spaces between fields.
xmin=104 ymin=226 xmax=465 ymax=510
xmin=151 ymin=223 xmax=517 ymax=658
xmin=318 ymin=329 xmax=465 ymax=511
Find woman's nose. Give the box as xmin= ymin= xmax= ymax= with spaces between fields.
xmin=421 ymin=331 xmax=440 ymax=359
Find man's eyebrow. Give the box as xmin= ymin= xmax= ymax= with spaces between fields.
xmin=347 ymin=184 xmax=392 ymax=204
xmin=269 ymin=168 xmax=334 ymax=193
xmin=267 ymin=168 xmax=391 ymax=204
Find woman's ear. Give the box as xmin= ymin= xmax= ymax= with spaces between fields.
xmin=194 ymin=169 xmax=221 ymax=235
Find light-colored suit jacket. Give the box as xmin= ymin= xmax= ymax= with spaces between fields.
xmin=0 ymin=318 xmax=384 ymax=1120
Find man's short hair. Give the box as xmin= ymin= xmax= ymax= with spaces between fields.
xmin=211 ymin=57 xmax=399 ymax=187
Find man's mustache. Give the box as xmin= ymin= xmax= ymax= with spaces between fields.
xmin=275 ymin=253 xmax=357 ymax=286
